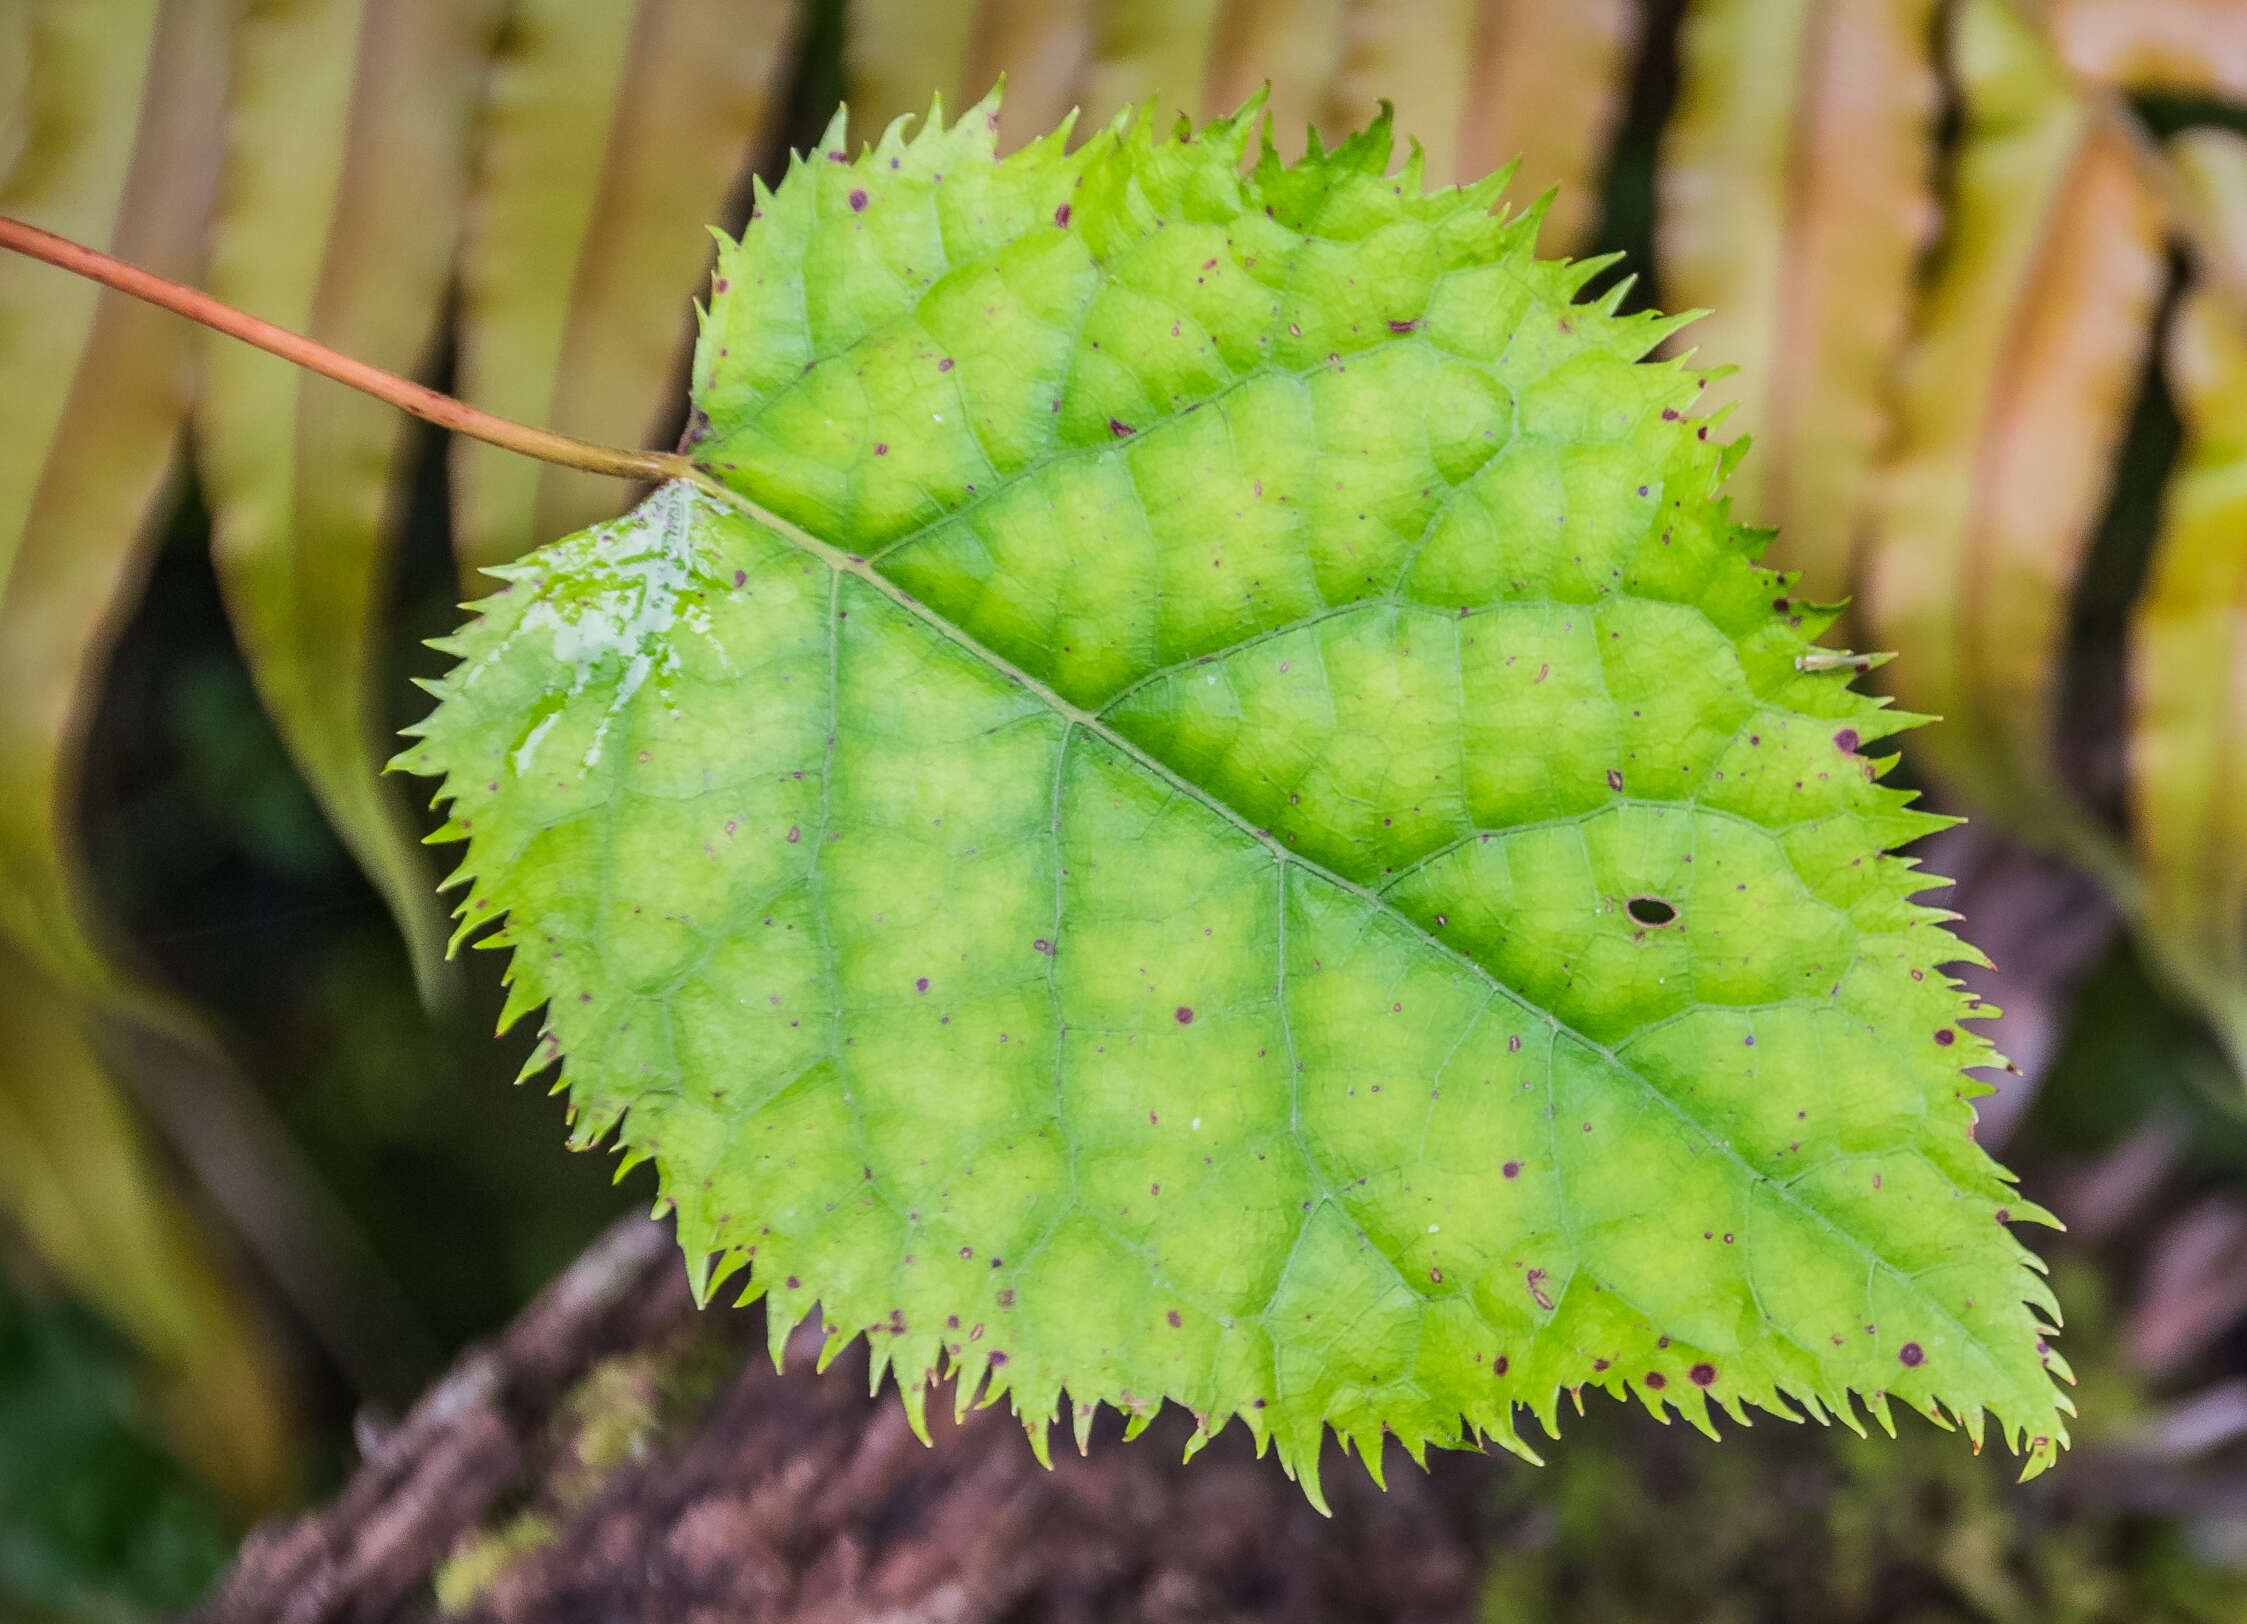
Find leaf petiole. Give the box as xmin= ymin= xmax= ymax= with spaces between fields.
xmin=0 ymin=214 xmax=689 ymax=486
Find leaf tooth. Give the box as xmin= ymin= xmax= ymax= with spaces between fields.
xmin=1396 ymin=1427 xmax=1431 ymax=1472
xmin=567 ymin=1101 xmax=622 ymax=1153
xmin=1487 ymin=1415 xmax=1543 ymax=1467
xmin=704 ymin=1239 xmax=751 ymax=1304
xmin=1788 ymin=605 xmax=1845 ymax=648
xmin=1021 ymin=1406 xmax=1055 ymax=1470
xmin=1632 ymin=1378 xmax=1672 ymax=1425
xmin=1253 ymin=112 xmax=1286 ymax=178
xmin=813 ymin=1320 xmax=853 ymax=1376
xmin=1496 ymin=193 xmax=1552 ymax=253
xmin=1398 ymin=136 xmax=1428 ymax=196
xmin=1119 ymin=1403 xmax=1158 ymax=1443
xmin=766 ymin=1292 xmax=801 ymax=1372
xmin=1038 ymin=106 xmax=1081 ymax=158
xmin=1280 ymin=1427 xmax=1333 ymax=1519
xmin=2020 ymin=1272 xmax=2063 ymax=1323
xmin=1345 ymin=1423 xmax=1387 ymax=1486
xmin=1072 ymin=1396 xmax=1096 ymax=1456
xmin=1589 ymin=275 xmax=1637 ymax=319
xmin=1458 ymin=1399 xmax=1504 ymax=1449
xmin=511 ymin=1029 xmax=561 ymax=1089
xmin=1526 ymin=1385 xmax=1566 ymax=1441
xmin=1459 ymin=158 xmax=1518 ymax=218
xmin=1562 ymin=250 xmax=1626 ymax=297
xmin=873 ymin=108 xmax=920 ymax=163
xmin=951 ymin=1355 xmax=987 ymax=1422
xmin=813 ymin=101 xmax=849 ymax=162
xmin=496 ymin=971 xmax=546 ymax=1036
xmin=1208 ymin=84 xmax=1270 ymax=144
xmin=1830 ymin=1387 xmax=1872 ymax=1440
xmin=982 ymin=1366 xmax=1016 ymax=1415
xmin=1202 ymin=96 xmax=1262 ymax=174
xmin=1343 ymin=100 xmax=1396 ymax=175
xmin=897 ymin=1367 xmax=933 ymax=1447
xmin=446 ymin=911 xmax=493 ymax=956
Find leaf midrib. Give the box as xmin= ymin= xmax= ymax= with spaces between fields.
xmin=673 ymin=467 xmax=2041 ymax=1409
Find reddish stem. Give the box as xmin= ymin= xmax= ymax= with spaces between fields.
xmin=0 ymin=213 xmax=691 ymax=483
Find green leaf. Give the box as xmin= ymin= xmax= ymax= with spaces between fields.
xmin=0 ymin=0 xmax=224 ymax=992
xmin=199 ymin=0 xmax=497 ymax=1002
xmin=402 ymin=95 xmax=2071 ymax=1507
xmin=0 ymin=0 xmax=299 ymax=1512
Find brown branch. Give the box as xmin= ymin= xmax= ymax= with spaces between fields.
xmin=194 ymin=1215 xmax=692 ymax=1624
xmin=199 ymin=1231 xmax=1490 ymax=1624
xmin=0 ymin=215 xmax=695 ymax=485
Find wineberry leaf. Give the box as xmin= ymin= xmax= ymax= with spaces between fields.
xmin=401 ymin=93 xmax=2071 ymax=1508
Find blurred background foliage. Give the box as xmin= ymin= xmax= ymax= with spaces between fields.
xmin=12 ymin=0 xmax=2247 ymax=1616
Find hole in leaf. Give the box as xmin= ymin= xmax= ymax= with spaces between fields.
xmin=1626 ymin=896 xmax=1678 ymax=928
